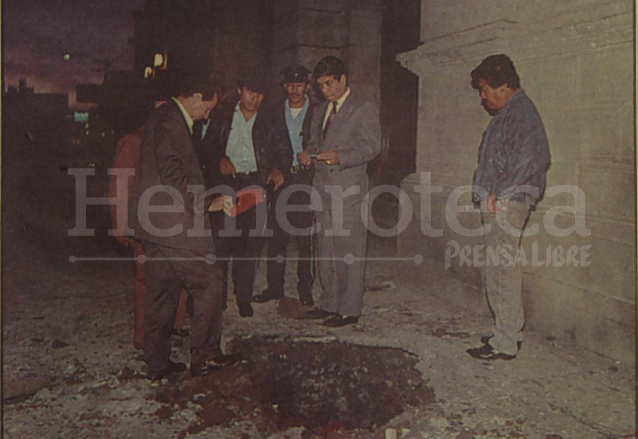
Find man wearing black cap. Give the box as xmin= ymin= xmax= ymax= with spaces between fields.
xmin=203 ymin=69 xmax=291 ymax=318
xmin=252 ymin=64 xmax=316 ymax=306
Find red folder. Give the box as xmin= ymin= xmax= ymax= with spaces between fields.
xmin=229 ymin=187 xmax=265 ymax=217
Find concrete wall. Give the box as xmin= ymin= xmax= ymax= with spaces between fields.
xmin=397 ymin=0 xmax=635 ymax=364
xmin=271 ymin=0 xmax=382 ymax=104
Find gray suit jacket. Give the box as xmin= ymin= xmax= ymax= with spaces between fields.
xmin=129 ymin=100 xmax=214 ymax=252
xmin=306 ymin=91 xmax=381 ymax=210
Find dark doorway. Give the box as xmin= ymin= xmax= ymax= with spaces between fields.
xmin=371 ymin=0 xmax=420 ymax=228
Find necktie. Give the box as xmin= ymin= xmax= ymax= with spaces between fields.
xmin=323 ymin=103 xmax=337 ymax=137
xmin=192 ymin=121 xmax=203 ymax=143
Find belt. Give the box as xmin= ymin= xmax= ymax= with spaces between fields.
xmin=235 ymin=171 xmax=258 ymax=178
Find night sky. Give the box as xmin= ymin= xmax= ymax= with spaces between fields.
xmin=3 ymin=0 xmax=145 ymax=107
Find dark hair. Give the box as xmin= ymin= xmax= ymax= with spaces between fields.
xmin=471 ymin=54 xmax=520 ymax=90
xmin=312 ymin=56 xmax=348 ymax=82
xmin=174 ymin=70 xmax=223 ymax=101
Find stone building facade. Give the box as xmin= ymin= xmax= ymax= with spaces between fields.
xmin=397 ymin=0 xmax=635 ymax=365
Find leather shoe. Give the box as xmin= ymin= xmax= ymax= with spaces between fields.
xmin=302 ymin=309 xmax=335 ymax=320
xmin=479 ymin=335 xmax=522 ymax=350
xmin=191 ymin=353 xmax=241 ymax=377
xmin=322 ymin=315 xmax=359 ymax=328
xmin=146 ymin=361 xmax=187 ymax=381
xmin=237 ymin=302 xmax=254 ymax=318
xmin=299 ymin=292 xmax=314 ymax=307
xmin=466 ymin=344 xmax=516 ymax=361
xmin=252 ymin=289 xmax=283 ymax=303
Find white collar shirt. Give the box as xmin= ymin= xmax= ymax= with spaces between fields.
xmin=322 ymin=87 xmax=351 ymax=129
xmin=171 ymin=97 xmax=194 ymax=134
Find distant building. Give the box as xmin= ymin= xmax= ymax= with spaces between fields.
xmin=131 ymin=0 xmax=274 ymax=93
xmin=3 ymin=79 xmax=71 ymax=149
xmin=76 ymin=69 xmax=153 ymax=137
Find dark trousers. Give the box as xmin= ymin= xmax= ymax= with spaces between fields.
xmin=265 ymin=171 xmax=315 ymax=296
xmin=143 ymin=243 xmax=225 ymax=374
xmin=132 ymin=240 xmax=189 ymax=350
xmin=211 ymin=173 xmax=267 ymax=305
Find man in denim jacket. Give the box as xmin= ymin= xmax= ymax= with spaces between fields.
xmin=467 ymin=54 xmax=551 ymax=361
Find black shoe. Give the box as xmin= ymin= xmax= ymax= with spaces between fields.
xmin=191 ymin=354 xmax=241 ymax=377
xmin=171 ymin=329 xmax=189 ymax=337
xmin=322 ymin=315 xmax=359 ymax=328
xmin=480 ymin=335 xmax=522 ymax=350
xmin=252 ymin=289 xmax=283 ymax=303
xmin=146 ymin=361 xmax=187 ymax=381
xmin=302 ymin=309 xmax=335 ymax=320
xmin=237 ymin=302 xmax=254 ymax=318
xmin=298 ymin=292 xmax=314 ymax=307
xmin=466 ymin=344 xmax=516 ymax=361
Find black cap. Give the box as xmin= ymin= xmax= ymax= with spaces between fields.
xmin=280 ymin=64 xmax=311 ymax=83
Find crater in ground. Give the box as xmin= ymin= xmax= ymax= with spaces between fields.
xmin=147 ymin=337 xmax=435 ymax=438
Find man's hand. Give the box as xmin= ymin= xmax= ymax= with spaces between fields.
xmin=266 ymin=168 xmax=285 ymax=191
xmin=297 ymin=151 xmax=312 ymax=167
xmin=487 ymin=191 xmax=507 ymax=214
xmin=208 ymin=195 xmax=234 ymax=216
xmin=219 ymin=157 xmax=236 ymax=178
xmin=317 ymin=149 xmax=340 ymax=166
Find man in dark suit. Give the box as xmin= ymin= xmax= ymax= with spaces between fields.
xmin=129 ymin=71 xmax=235 ymax=380
xmin=203 ymin=70 xmax=291 ymax=318
xmin=252 ymin=64 xmax=316 ymax=307
xmin=298 ymin=56 xmax=381 ymax=327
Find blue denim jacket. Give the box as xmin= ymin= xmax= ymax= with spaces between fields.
xmin=473 ymin=89 xmax=551 ymax=206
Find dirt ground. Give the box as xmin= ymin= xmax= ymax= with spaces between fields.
xmin=2 ymin=140 xmax=636 ymax=438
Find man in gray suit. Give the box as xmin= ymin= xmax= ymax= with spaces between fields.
xmin=129 ymin=71 xmax=235 ymax=380
xmin=298 ymin=56 xmax=381 ymax=327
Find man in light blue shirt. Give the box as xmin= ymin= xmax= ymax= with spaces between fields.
xmin=226 ymin=101 xmax=259 ymax=173
xmin=204 ymin=70 xmax=291 ymax=318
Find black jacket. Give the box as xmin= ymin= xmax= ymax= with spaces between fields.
xmin=197 ymin=101 xmax=291 ymax=189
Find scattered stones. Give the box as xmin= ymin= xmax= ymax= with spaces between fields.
xmin=431 ymin=328 xmax=471 ymax=339
xmin=52 ymin=339 xmax=70 ymax=349
xmin=385 ymin=427 xmax=398 ymax=439
xmin=277 ymin=297 xmax=306 ymax=320
xmin=364 ymin=275 xmax=396 ymax=292
xmin=3 ymin=375 xmax=53 ymax=401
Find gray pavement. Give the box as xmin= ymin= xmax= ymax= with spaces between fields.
xmin=227 ymin=235 xmax=636 ymax=439
xmin=3 ymin=235 xmax=635 ymax=439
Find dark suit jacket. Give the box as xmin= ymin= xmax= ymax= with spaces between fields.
xmin=128 ymin=100 xmax=214 ymax=252
xmin=306 ymin=91 xmax=381 ymax=210
xmin=197 ymin=101 xmax=292 ymax=190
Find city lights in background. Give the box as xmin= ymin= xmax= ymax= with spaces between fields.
xmin=154 ymin=53 xmax=164 ymax=68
